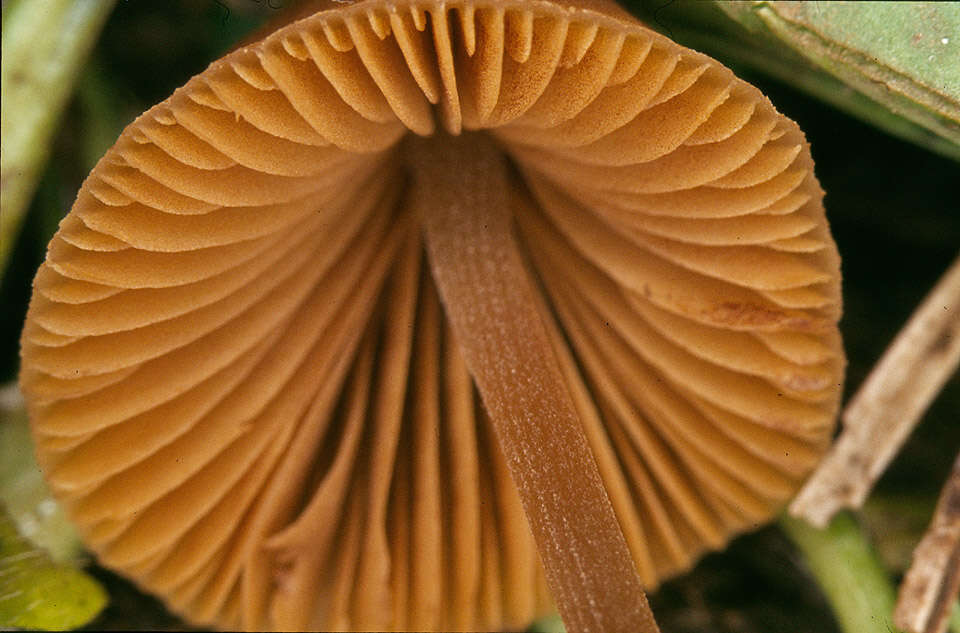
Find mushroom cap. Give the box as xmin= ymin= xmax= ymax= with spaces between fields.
xmin=19 ymin=0 xmax=845 ymax=630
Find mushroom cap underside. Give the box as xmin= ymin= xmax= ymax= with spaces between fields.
xmin=19 ymin=0 xmax=845 ymax=630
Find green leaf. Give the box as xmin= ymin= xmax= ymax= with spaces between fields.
xmin=0 ymin=505 xmax=107 ymax=631
xmin=730 ymin=2 xmax=960 ymax=152
xmin=624 ymin=0 xmax=960 ymax=161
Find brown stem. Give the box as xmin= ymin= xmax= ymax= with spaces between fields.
xmin=406 ymin=131 xmax=657 ymax=633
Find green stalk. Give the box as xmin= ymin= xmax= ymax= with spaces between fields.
xmin=780 ymin=512 xmax=902 ymax=633
xmin=0 ymin=0 xmax=117 ymax=276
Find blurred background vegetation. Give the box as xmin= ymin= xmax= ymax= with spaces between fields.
xmin=1 ymin=1 xmax=958 ymax=631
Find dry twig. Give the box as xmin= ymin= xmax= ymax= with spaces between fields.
xmin=791 ymin=254 xmax=960 ymax=526
xmin=894 ymin=452 xmax=960 ymax=633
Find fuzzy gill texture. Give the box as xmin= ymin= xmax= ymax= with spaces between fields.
xmin=19 ymin=0 xmax=845 ymax=630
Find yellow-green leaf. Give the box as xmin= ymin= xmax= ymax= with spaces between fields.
xmin=0 ymin=506 xmax=106 ymax=631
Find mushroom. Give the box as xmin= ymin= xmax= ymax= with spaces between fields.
xmin=18 ymin=0 xmax=845 ymax=631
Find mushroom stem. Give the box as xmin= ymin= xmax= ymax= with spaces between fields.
xmin=407 ymin=132 xmax=657 ymax=633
